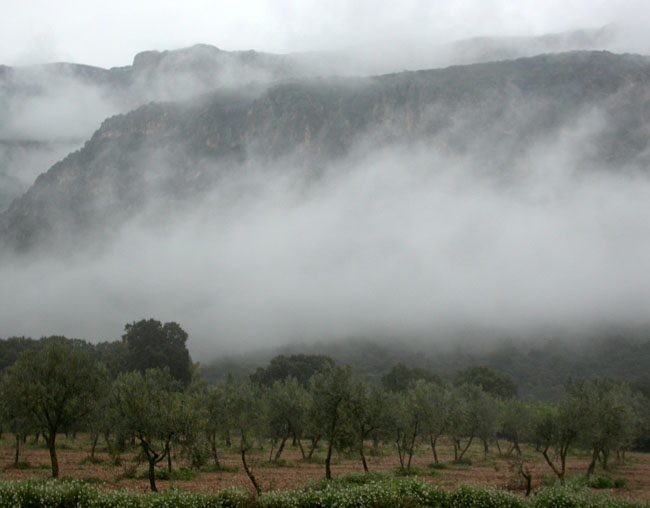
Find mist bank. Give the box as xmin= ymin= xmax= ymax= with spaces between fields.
xmin=2 ymin=51 xmax=650 ymax=355
xmin=0 ymin=25 xmax=635 ymax=211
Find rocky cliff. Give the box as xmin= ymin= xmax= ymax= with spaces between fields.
xmin=2 ymin=51 xmax=650 ymax=252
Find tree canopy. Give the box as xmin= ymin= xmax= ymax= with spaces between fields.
xmin=122 ymin=319 xmax=193 ymax=385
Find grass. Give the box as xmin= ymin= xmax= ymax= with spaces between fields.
xmin=0 ymin=475 xmax=648 ymax=508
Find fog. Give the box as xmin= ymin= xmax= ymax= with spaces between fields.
xmin=2 ymin=2 xmax=650 ymax=357
xmin=3 ymin=0 xmax=650 ymax=68
xmin=2 ymin=102 xmax=650 ymax=356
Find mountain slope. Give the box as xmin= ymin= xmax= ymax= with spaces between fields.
xmin=2 ymin=51 xmax=650 ymax=252
xmin=0 ymin=27 xmax=620 ymax=212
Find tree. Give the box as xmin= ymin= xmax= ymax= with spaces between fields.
xmin=568 ymin=378 xmax=640 ymax=475
xmin=266 ymin=377 xmax=309 ymax=461
xmin=454 ymin=366 xmax=518 ymax=399
xmin=532 ymin=395 xmax=585 ymax=484
xmin=203 ymin=379 xmax=235 ymax=470
xmin=410 ymin=380 xmax=452 ymax=464
xmin=225 ymin=380 xmax=266 ymax=494
xmin=381 ymin=363 xmax=442 ymax=392
xmin=2 ymin=338 xmax=106 ymax=477
xmin=122 ymin=319 xmax=193 ymax=385
xmin=109 ymin=368 xmax=184 ymax=491
xmin=309 ymin=365 xmax=353 ymax=479
xmin=348 ymin=380 xmax=390 ymax=472
xmin=499 ymin=398 xmax=535 ymax=455
xmin=251 ymin=354 xmax=335 ymax=387
xmin=447 ymin=384 xmax=496 ymax=461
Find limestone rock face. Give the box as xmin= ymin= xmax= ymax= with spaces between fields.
xmin=2 ymin=51 xmax=650 ymax=252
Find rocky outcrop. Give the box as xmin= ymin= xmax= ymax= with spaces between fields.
xmin=2 ymin=51 xmax=650 ymax=252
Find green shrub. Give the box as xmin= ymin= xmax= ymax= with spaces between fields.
xmin=8 ymin=461 xmax=32 ymax=470
xmin=533 ymin=486 xmax=645 ymax=508
xmin=0 ymin=479 xmax=249 ymax=508
xmin=449 ymin=485 xmax=525 ymax=508
xmin=589 ymin=476 xmax=616 ymax=489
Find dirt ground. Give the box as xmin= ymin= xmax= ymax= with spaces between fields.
xmin=1 ymin=434 xmax=649 ymax=501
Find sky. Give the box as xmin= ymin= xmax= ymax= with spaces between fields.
xmin=2 ymin=0 xmax=647 ymax=68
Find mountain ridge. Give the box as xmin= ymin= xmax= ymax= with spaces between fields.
xmin=2 ymin=50 xmax=650 ymax=252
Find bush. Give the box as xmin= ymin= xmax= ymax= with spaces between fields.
xmin=7 ymin=461 xmax=32 ymax=470
xmin=0 ymin=479 xmax=249 ymax=508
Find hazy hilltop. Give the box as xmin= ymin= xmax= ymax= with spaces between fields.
xmin=1 ymin=50 xmax=650 ymax=252
xmin=0 ymin=26 xmax=618 ymax=213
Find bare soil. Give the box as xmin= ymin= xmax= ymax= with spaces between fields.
xmin=1 ymin=435 xmax=649 ymax=501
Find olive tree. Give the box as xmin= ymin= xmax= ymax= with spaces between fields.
xmin=348 ymin=380 xmax=390 ymax=472
xmin=226 ymin=380 xmax=266 ymax=494
xmin=309 ymin=365 xmax=353 ymax=479
xmin=568 ymin=378 xmax=640 ymax=475
xmin=266 ymin=377 xmax=309 ymax=462
xmin=1 ymin=338 xmax=106 ymax=477
xmin=109 ymin=368 xmax=184 ymax=491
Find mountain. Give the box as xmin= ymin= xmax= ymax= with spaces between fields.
xmin=2 ymin=50 xmax=650 ymax=253
xmin=0 ymin=45 xmax=308 ymax=213
xmin=0 ymin=27 xmax=621 ymax=212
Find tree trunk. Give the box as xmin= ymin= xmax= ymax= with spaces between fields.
xmin=90 ymin=433 xmax=99 ymax=460
xmin=396 ymin=437 xmax=405 ymax=468
xmin=148 ymin=459 xmax=158 ymax=492
xmin=541 ymin=446 xmax=564 ymax=484
xmin=519 ymin=462 xmax=532 ymax=497
xmin=325 ymin=438 xmax=334 ymax=479
xmin=457 ymin=436 xmax=474 ymax=461
xmin=14 ymin=434 xmax=20 ymax=465
xmin=406 ymin=424 xmax=418 ymax=470
xmin=307 ymin=437 xmax=319 ymax=459
xmin=296 ymin=437 xmax=306 ymax=459
xmin=587 ymin=448 xmax=599 ymax=477
xmin=430 ymin=434 xmax=439 ymax=464
xmin=360 ymin=442 xmax=369 ymax=472
xmin=209 ymin=432 xmax=221 ymax=470
xmin=45 ymin=434 xmax=59 ymax=478
xmin=167 ymin=446 xmax=172 ymax=473
xmin=483 ymin=438 xmax=489 ymax=459
xmin=274 ymin=436 xmax=287 ymax=462
xmin=241 ymin=447 xmax=261 ymax=495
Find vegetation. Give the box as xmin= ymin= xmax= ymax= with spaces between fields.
xmin=0 ymin=478 xmax=647 ymax=508
xmin=0 ymin=321 xmax=649 ymax=499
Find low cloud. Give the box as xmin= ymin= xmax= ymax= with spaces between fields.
xmin=3 ymin=103 xmax=650 ymax=357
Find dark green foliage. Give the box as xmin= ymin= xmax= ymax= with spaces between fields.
xmin=454 ymin=366 xmax=518 ymax=399
xmin=588 ymin=476 xmax=627 ymax=489
xmin=202 ymin=334 xmax=650 ymax=402
xmin=250 ymin=354 xmax=335 ymax=387
xmin=122 ymin=319 xmax=193 ymax=385
xmin=0 ymin=476 xmax=648 ymax=508
xmin=0 ymin=336 xmax=38 ymax=372
xmin=2 ymin=338 xmax=107 ymax=478
xmin=0 ymin=479 xmax=249 ymax=508
xmin=381 ymin=363 xmax=442 ymax=392
xmin=134 ymin=467 xmax=198 ymax=481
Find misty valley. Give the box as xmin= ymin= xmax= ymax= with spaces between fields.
xmin=2 ymin=26 xmax=650 ymax=508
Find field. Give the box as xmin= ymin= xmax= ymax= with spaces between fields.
xmin=1 ymin=434 xmax=649 ymax=502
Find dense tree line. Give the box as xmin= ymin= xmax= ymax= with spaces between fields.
xmin=1 ymin=330 xmax=649 ymax=494
xmin=201 ymin=334 xmax=650 ymax=401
